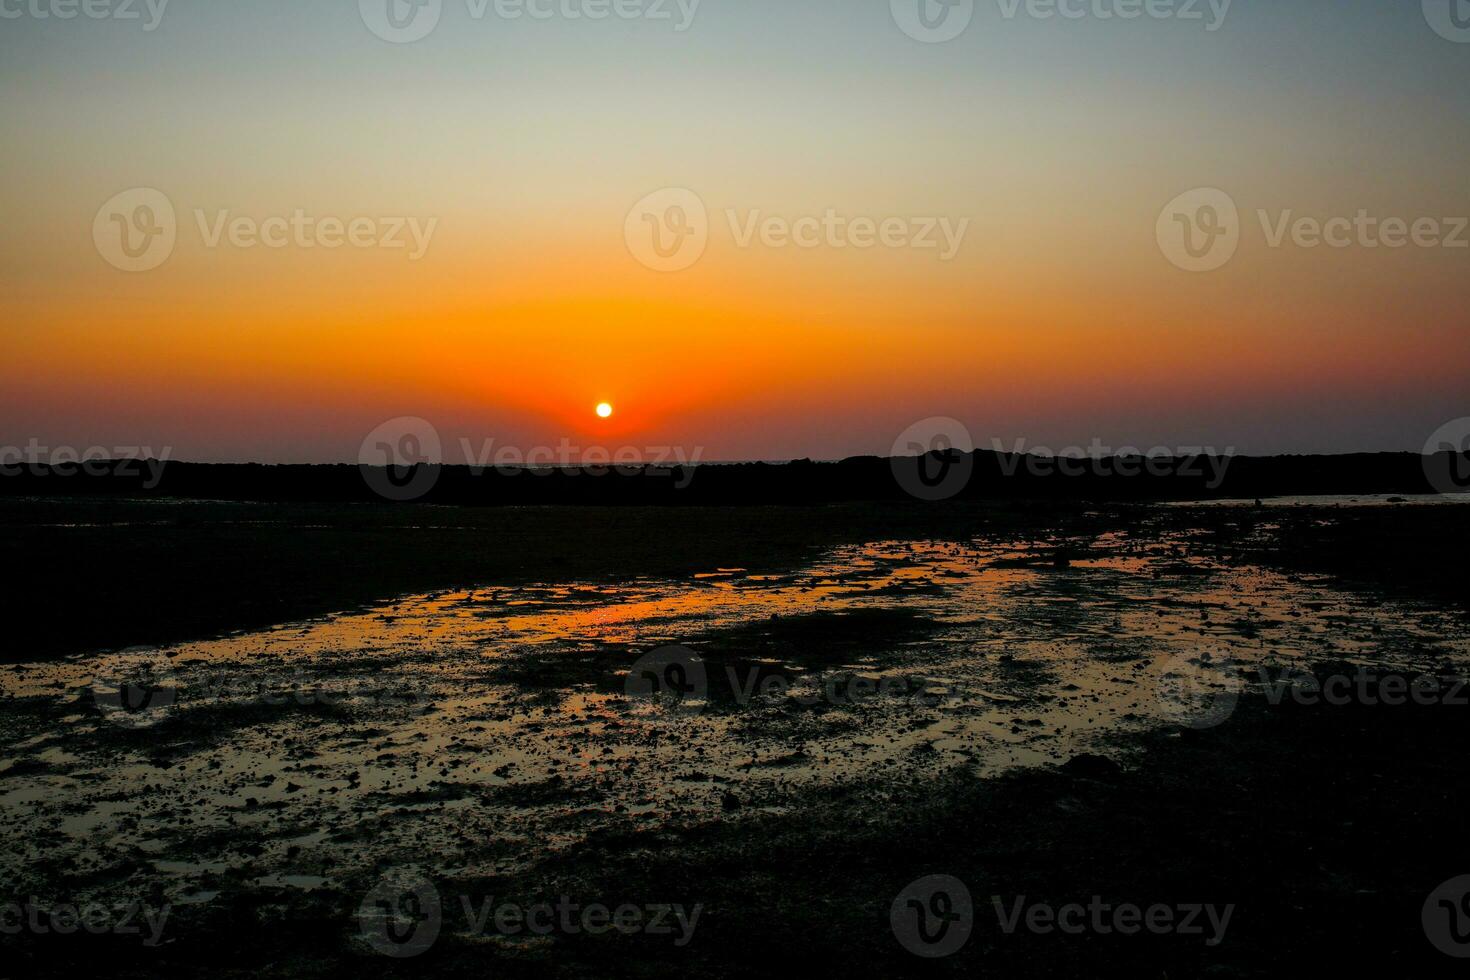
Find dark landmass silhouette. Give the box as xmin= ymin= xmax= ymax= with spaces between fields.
xmin=1 ymin=449 xmax=1463 ymax=504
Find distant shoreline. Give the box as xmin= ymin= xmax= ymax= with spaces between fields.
xmin=0 ymin=450 xmax=1463 ymax=505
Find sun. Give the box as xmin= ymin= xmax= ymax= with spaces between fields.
xmin=596 ymin=402 xmax=614 ymax=419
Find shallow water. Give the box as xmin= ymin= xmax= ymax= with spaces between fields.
xmin=1 ymin=520 xmax=1466 ymax=914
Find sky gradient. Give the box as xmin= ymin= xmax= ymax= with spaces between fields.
xmin=3 ymin=0 xmax=1468 ymax=462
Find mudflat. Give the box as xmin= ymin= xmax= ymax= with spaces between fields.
xmin=2 ymin=499 xmax=1467 ymax=976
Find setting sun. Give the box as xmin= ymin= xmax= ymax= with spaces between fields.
xmin=596 ymin=402 xmax=614 ymax=419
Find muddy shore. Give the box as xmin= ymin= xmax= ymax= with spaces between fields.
xmin=8 ymin=661 xmax=1469 ymax=978
xmin=3 ymin=500 xmax=1468 ymax=976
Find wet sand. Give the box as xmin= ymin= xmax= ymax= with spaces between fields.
xmin=2 ymin=500 xmax=1467 ymax=976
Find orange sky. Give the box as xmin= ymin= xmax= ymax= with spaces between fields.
xmin=3 ymin=1 xmax=1468 ymax=461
